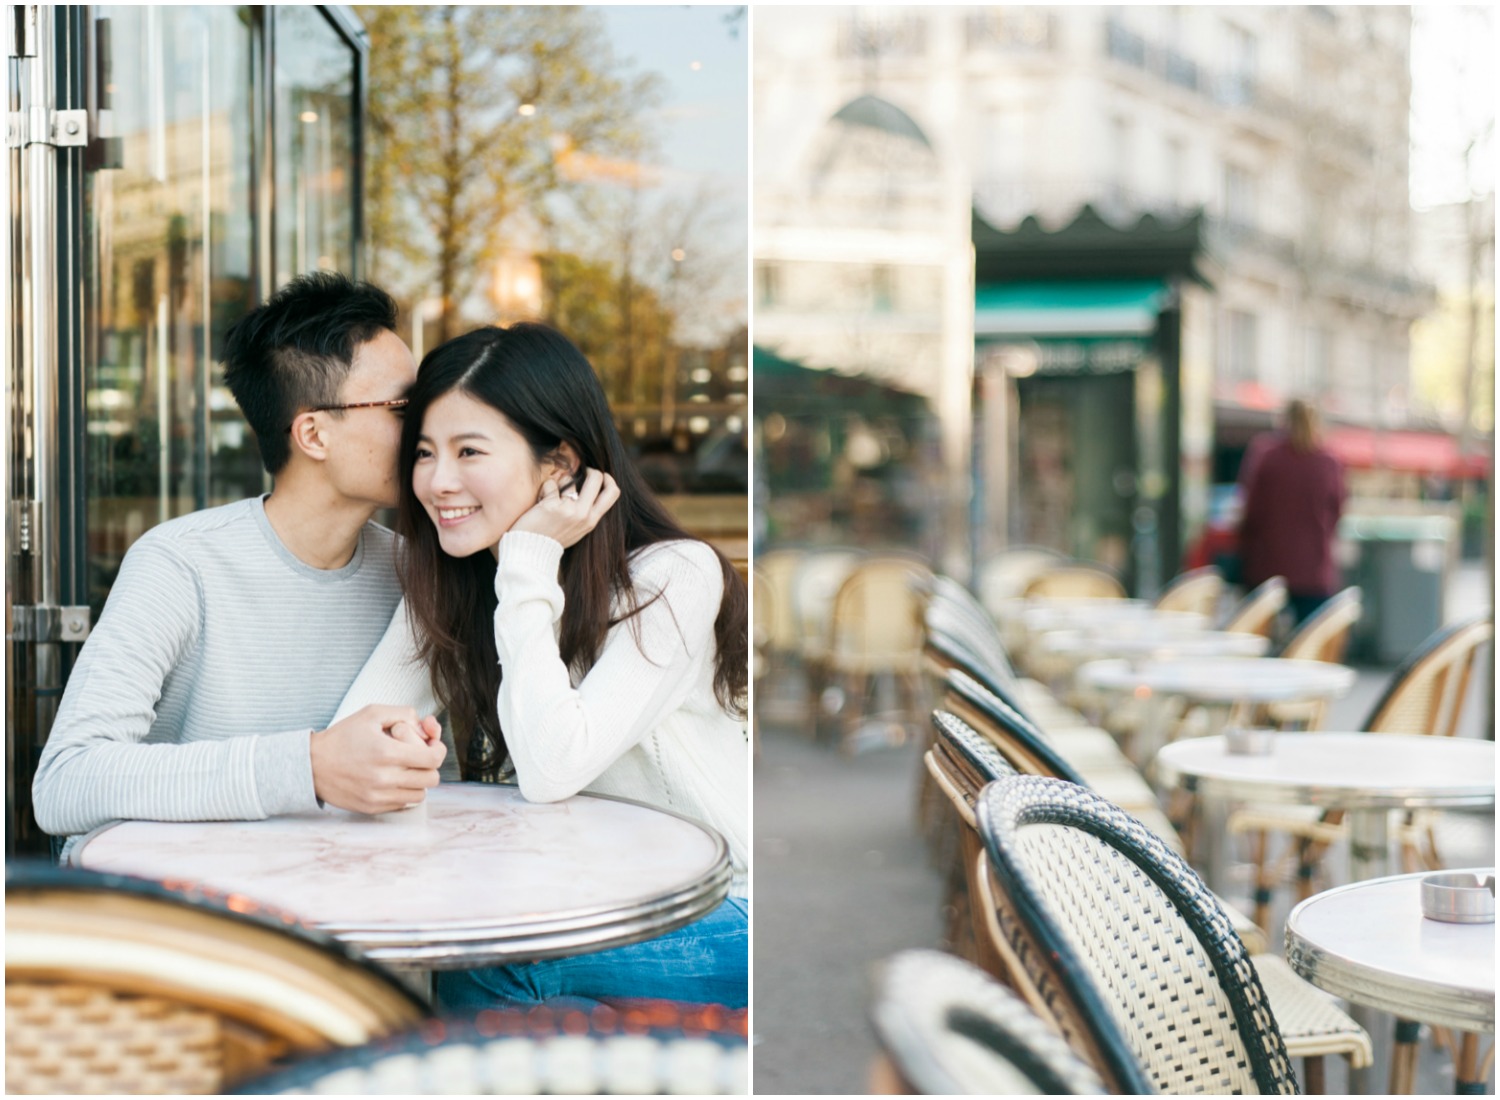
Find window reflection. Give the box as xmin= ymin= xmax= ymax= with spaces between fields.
xmin=273 ymin=6 xmax=356 ymax=284
xmin=84 ymin=7 xmax=258 ymax=607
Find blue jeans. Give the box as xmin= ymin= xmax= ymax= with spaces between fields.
xmin=434 ymin=897 xmax=748 ymax=1011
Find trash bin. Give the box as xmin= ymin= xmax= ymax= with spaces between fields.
xmin=1338 ymin=514 xmax=1452 ymax=664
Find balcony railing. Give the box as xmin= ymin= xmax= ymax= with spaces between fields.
xmin=965 ymin=9 xmax=1056 ymax=54
xmin=837 ymin=14 xmax=927 ymax=60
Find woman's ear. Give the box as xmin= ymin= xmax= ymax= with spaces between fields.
xmin=544 ymin=441 xmax=583 ymax=485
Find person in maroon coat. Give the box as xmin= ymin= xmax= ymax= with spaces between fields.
xmin=1238 ymin=399 xmax=1347 ymax=625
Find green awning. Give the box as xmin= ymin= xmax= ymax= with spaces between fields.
xmin=974 ymin=280 xmax=1167 ymax=338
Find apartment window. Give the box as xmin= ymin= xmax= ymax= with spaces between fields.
xmin=871 ymin=266 xmax=895 ymax=313
xmin=1223 ymin=23 xmax=1258 ymax=106
xmin=1224 ymin=163 xmax=1257 ymax=227
xmin=1225 ymin=309 xmax=1259 ymax=383
xmin=755 ymin=262 xmax=779 ymax=308
xmin=1110 ymin=116 xmax=1133 ymax=206
xmin=1165 ymin=137 xmax=1187 ymax=210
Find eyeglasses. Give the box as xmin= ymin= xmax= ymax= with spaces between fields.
xmin=286 ymin=397 xmax=408 ymax=432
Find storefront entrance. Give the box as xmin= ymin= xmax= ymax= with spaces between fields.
xmin=6 ymin=5 xmax=365 ymax=854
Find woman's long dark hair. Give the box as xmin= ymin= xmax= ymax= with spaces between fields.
xmin=395 ymin=323 xmax=748 ymax=781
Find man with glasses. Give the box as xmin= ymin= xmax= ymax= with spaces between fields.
xmin=34 ymin=272 xmax=446 ymax=857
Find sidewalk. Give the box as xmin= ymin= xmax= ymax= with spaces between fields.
xmin=751 ymin=562 xmax=1494 ymax=1095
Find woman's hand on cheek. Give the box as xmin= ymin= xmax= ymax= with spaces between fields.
xmin=508 ymin=467 xmax=621 ymax=550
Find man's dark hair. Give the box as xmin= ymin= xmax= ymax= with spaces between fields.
xmin=223 ymin=272 xmax=399 ymax=475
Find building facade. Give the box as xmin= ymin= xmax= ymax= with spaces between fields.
xmin=753 ymin=5 xmax=1432 ymax=584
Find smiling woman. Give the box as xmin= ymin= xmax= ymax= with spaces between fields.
xmin=337 ymin=321 xmax=749 ymax=1011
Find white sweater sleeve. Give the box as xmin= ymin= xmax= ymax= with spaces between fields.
xmin=332 ymin=600 xmax=457 ymax=780
xmin=494 ymin=531 xmax=724 ymax=803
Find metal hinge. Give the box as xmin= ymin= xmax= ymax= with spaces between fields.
xmin=6 ymin=108 xmax=88 ymax=149
xmin=11 ymin=500 xmax=36 ymax=553
xmin=10 ymin=605 xmax=92 ymax=643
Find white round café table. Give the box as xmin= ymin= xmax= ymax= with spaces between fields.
xmin=1078 ymin=656 xmax=1356 ymax=765
xmin=1040 ymin=628 xmax=1270 ymax=662
xmin=1286 ymin=868 xmax=1495 ymax=1094
xmin=1018 ymin=603 xmax=1206 ymax=635
xmin=75 ymin=784 xmax=732 ymax=971
xmin=1155 ymin=733 xmax=1496 ymax=888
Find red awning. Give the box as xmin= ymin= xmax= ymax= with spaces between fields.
xmin=1323 ymin=426 xmax=1491 ymax=479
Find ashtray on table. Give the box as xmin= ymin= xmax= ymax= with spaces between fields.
xmin=1420 ymin=872 xmax=1496 ymax=924
xmin=1223 ymin=727 xmax=1275 ymax=756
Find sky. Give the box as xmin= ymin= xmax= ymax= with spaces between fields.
xmin=1409 ymin=5 xmax=1495 ymax=210
xmin=595 ymin=6 xmax=749 ymax=300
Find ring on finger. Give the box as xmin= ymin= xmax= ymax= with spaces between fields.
xmin=562 ymin=488 xmax=580 ymax=501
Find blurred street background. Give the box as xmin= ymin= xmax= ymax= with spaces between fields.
xmin=751 ymin=5 xmax=1494 ymax=1094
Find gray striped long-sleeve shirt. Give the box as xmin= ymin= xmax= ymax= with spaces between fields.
xmin=33 ymin=495 xmax=408 ymax=846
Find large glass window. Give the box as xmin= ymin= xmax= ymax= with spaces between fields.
xmin=83 ymin=6 xmax=258 ymax=606
xmin=81 ymin=7 xmax=361 ymax=609
xmin=273 ymin=7 xmax=357 ymax=285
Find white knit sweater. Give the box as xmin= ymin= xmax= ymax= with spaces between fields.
xmin=336 ymin=531 xmax=748 ymax=896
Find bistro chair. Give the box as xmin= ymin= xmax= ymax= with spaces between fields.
xmin=236 ymin=1001 xmax=749 ymax=1094
xmin=6 ymin=861 xmax=427 ymax=1095
xmin=1230 ymin=613 xmax=1496 ymax=925
xmin=1020 ymin=562 xmax=1126 ymax=601
xmin=1222 ymin=576 xmax=1288 ymax=638
xmin=790 ymin=547 xmax=864 ymax=736
xmin=1260 ymin=586 xmax=1362 ymax=730
xmin=869 ymin=949 xmax=1107 ymax=1095
xmin=754 ymin=547 xmax=805 ymax=663
xmin=974 ymin=776 xmax=1372 ymax=1094
xmin=825 ymin=554 xmax=933 ymax=753
xmin=976 ymin=546 xmax=1066 ymax=615
xmin=1155 ymin=565 xmax=1224 ymax=619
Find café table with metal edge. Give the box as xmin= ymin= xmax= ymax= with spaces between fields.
xmin=1077 ymin=656 xmax=1356 ymax=766
xmin=1285 ymin=867 xmax=1495 ymax=1094
xmin=72 ymin=783 xmax=733 ymax=982
xmin=1156 ymin=734 xmax=1496 ymax=1094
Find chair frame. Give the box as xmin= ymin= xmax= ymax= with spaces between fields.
xmin=870 ymin=948 xmax=1107 ymax=1096
xmin=1021 ymin=563 xmax=1126 ymax=601
xmin=1222 ymin=576 xmax=1289 ymax=638
xmin=975 ymin=776 xmax=1300 ymax=1096
xmin=1155 ymin=565 xmax=1223 ymax=618
xmin=235 ymin=1002 xmax=749 ymax=1095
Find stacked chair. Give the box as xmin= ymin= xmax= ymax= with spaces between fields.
xmin=914 ymin=570 xmax=1373 ymax=1092
xmin=789 ymin=548 xmax=863 ymax=736
xmin=1223 ymin=575 xmax=1289 ymax=638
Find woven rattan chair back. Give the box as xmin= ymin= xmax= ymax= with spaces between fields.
xmin=975 ymin=778 xmax=1298 ymax=1095
xmin=928 ymin=710 xmax=1017 ymax=819
xmin=754 ymin=547 xmax=805 ymax=655
xmin=1154 ymin=566 xmax=1224 ymax=618
xmin=1278 ymin=587 xmax=1362 ymax=664
xmin=978 ymin=547 xmax=1067 ymax=610
xmin=1222 ymin=576 xmax=1288 ymax=637
xmin=6 ymin=863 xmax=427 ymax=1095
xmin=1363 ymin=614 xmax=1494 ymax=737
xmin=1021 ymin=564 xmax=1126 ymax=601
xmin=922 ymin=629 xmax=1027 ymax=712
xmin=829 ymin=556 xmax=933 ymax=670
xmin=236 ymin=1002 xmax=749 ymax=1094
xmin=791 ymin=548 xmax=863 ymax=658
xmin=941 ymin=669 xmax=1086 ymax=785
xmin=871 ymin=949 xmax=1108 ymax=1095
xmin=923 ymin=602 xmax=1019 ymax=689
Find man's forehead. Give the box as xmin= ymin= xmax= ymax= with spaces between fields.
xmin=346 ymin=330 xmax=417 ymax=392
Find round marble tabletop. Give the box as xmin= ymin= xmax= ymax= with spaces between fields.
xmin=1286 ymin=868 xmax=1496 ymax=1033
xmin=1154 ymin=732 xmax=1497 ymax=810
xmin=1077 ymin=655 xmax=1356 ymax=705
xmin=76 ymin=784 xmax=732 ymax=970
xmin=1040 ymin=628 xmax=1270 ymax=661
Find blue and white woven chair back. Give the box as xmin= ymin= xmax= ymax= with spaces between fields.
xmin=942 ymin=669 xmax=1085 ymax=784
xmin=976 ymin=776 xmax=1299 ymax=1096
xmin=235 ymin=1003 xmax=749 ymax=1094
xmin=872 ymin=949 xmax=1108 ymax=1095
